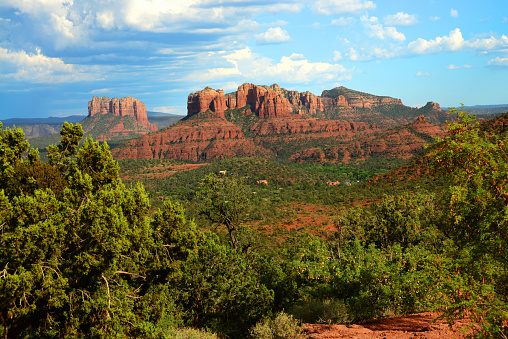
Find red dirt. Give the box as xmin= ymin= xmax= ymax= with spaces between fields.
xmin=303 ymin=312 xmax=473 ymax=338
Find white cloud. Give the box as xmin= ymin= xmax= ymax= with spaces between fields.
xmin=430 ymin=16 xmax=440 ymax=21
xmin=450 ymin=9 xmax=458 ymax=18
xmin=446 ymin=64 xmax=471 ymax=69
xmin=416 ymin=71 xmax=430 ymax=76
xmin=333 ymin=51 xmax=343 ymax=61
xmin=1 ymin=0 xmax=303 ymax=50
xmin=361 ymin=16 xmax=406 ymax=41
xmin=260 ymin=55 xmax=351 ymax=83
xmin=504 ymin=18 xmax=508 ymax=23
xmin=408 ymin=28 xmax=464 ymax=54
xmin=311 ymin=0 xmax=376 ymax=15
xmin=488 ymin=57 xmax=508 ymax=66
xmin=0 ymin=47 xmax=102 ymax=83
xmin=331 ymin=17 xmax=355 ymax=26
xmin=3 ymin=0 xmax=90 ymax=48
xmin=96 ymin=11 xmax=115 ymax=30
xmin=347 ymin=47 xmax=371 ymax=61
xmin=384 ymin=12 xmax=418 ymax=26
xmin=289 ymin=53 xmax=305 ymax=61
xmin=191 ymin=47 xmax=354 ymax=86
xmin=358 ymin=29 xmax=508 ymax=60
xmin=407 ymin=29 xmax=508 ymax=55
xmin=255 ymin=27 xmax=291 ymax=44
xmin=466 ymin=34 xmax=508 ymax=50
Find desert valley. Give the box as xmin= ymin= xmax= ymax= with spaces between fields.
xmin=1 ymin=0 xmax=508 ymax=338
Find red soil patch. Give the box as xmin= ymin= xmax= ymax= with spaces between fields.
xmin=170 ymin=163 xmax=210 ymax=171
xmin=122 ymin=163 xmax=210 ymax=181
xmin=303 ymin=312 xmax=472 ymax=339
xmin=252 ymin=202 xmax=337 ymax=235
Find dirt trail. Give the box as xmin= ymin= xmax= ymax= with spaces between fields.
xmin=303 ymin=312 xmax=472 ymax=338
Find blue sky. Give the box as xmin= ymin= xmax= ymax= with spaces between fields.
xmin=0 ymin=0 xmax=507 ymax=119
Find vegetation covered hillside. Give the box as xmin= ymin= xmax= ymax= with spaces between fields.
xmin=0 ymin=109 xmax=507 ymax=338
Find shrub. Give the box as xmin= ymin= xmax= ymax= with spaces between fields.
xmin=170 ymin=328 xmax=218 ymax=339
xmin=290 ymin=299 xmax=350 ymax=325
xmin=250 ymin=312 xmax=307 ymax=339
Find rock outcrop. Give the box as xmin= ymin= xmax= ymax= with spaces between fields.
xmin=233 ymin=83 xmax=292 ymax=118
xmin=88 ymin=96 xmax=157 ymax=131
xmin=321 ymin=87 xmax=403 ymax=108
xmin=112 ymin=112 xmax=272 ymax=161
xmin=187 ymin=84 xmax=326 ymax=119
xmin=114 ymin=84 xmax=447 ymax=164
xmin=187 ymin=87 xmax=227 ymax=119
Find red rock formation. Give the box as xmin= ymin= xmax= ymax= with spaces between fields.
xmin=321 ymin=95 xmax=349 ymax=107
xmin=257 ymin=91 xmax=292 ymax=118
xmin=300 ymin=91 xmax=323 ymax=115
xmin=112 ymin=113 xmax=273 ymax=161
xmin=226 ymin=94 xmax=236 ymax=110
xmin=187 ymin=87 xmax=226 ymax=119
xmin=88 ymin=96 xmax=157 ymax=131
xmin=226 ymin=83 xmax=293 ymax=118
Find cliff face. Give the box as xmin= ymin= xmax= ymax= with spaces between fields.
xmin=187 ymin=87 xmax=227 ymax=119
xmin=113 ymin=84 xmax=447 ymax=163
xmin=187 ymin=84 xmax=411 ymax=120
xmin=321 ymin=86 xmax=403 ymax=109
xmin=88 ymin=96 xmax=157 ymax=132
xmin=289 ymin=115 xmax=447 ymax=163
xmin=112 ymin=112 xmax=272 ymax=161
xmin=188 ymin=84 xmax=325 ymax=119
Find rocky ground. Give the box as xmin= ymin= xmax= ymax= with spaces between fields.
xmin=303 ymin=312 xmax=473 ymax=338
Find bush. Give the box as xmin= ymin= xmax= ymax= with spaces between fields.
xmin=250 ymin=312 xmax=307 ymax=339
xmin=170 ymin=328 xmax=218 ymax=339
xmin=290 ymin=299 xmax=350 ymax=325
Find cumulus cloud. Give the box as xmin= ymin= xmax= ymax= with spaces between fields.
xmin=260 ymin=54 xmax=351 ymax=83
xmin=1 ymin=0 xmax=304 ymax=50
xmin=255 ymin=27 xmax=291 ymax=44
xmin=430 ymin=16 xmax=440 ymax=21
xmin=407 ymin=29 xmax=508 ymax=55
xmin=447 ymin=64 xmax=471 ymax=69
xmin=384 ymin=12 xmax=418 ymax=26
xmin=408 ymin=28 xmax=464 ymax=54
xmin=0 ymin=47 xmax=102 ymax=83
xmin=450 ymin=9 xmax=458 ymax=18
xmin=488 ymin=57 xmax=508 ymax=66
xmin=361 ymin=16 xmax=406 ymax=41
xmin=347 ymin=47 xmax=371 ymax=61
xmin=416 ymin=71 xmax=430 ymax=76
xmin=310 ymin=0 xmax=375 ymax=15
xmin=331 ymin=17 xmax=355 ymax=26
xmin=357 ymin=29 xmax=508 ymax=61
xmin=190 ymin=47 xmax=353 ymax=85
xmin=333 ymin=51 xmax=343 ymax=61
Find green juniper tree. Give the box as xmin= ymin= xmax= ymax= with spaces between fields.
xmin=0 ymin=123 xmax=199 ymax=338
xmin=428 ymin=107 xmax=508 ymax=337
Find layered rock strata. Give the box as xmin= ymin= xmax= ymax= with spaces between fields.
xmin=112 ymin=113 xmax=271 ymax=161
xmin=88 ymin=96 xmax=157 ymax=131
xmin=187 ymin=87 xmax=226 ymax=119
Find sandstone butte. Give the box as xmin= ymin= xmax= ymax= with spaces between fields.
xmin=88 ymin=96 xmax=157 ymax=132
xmin=112 ymin=83 xmax=447 ymax=163
xmin=186 ymin=83 xmax=406 ymax=120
